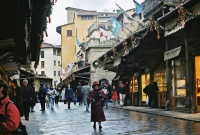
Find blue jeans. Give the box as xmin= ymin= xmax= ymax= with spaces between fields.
xmin=104 ymin=99 xmax=108 ymax=107
xmin=86 ymin=100 xmax=90 ymax=110
xmin=50 ymin=98 xmax=55 ymax=109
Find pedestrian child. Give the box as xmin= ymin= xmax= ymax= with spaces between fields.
xmin=112 ymin=85 xmax=118 ymax=106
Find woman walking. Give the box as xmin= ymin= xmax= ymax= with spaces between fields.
xmin=65 ymin=83 xmax=74 ymax=109
xmin=112 ymin=85 xmax=118 ymax=106
xmin=11 ymin=79 xmax=23 ymax=117
xmin=87 ymin=81 xmax=107 ymax=130
xmin=48 ymin=85 xmax=56 ymax=110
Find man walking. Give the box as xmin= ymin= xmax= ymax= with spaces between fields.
xmin=38 ymin=83 xmax=46 ymax=111
xmin=81 ymin=81 xmax=91 ymax=111
xmin=118 ymin=81 xmax=126 ymax=106
xmin=76 ymin=82 xmax=83 ymax=105
xmin=21 ymin=79 xmax=34 ymax=121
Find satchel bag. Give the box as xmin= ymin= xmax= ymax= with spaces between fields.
xmin=101 ymin=99 xmax=105 ymax=107
xmin=64 ymin=99 xmax=67 ymax=104
xmin=5 ymin=102 xmax=28 ymax=135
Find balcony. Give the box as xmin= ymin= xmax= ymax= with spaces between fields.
xmin=85 ymin=38 xmax=117 ymax=50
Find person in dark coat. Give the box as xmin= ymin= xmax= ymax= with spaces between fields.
xmin=21 ymin=79 xmax=34 ymax=120
xmin=30 ymin=83 xmax=36 ymax=112
xmin=76 ymin=82 xmax=83 ymax=105
xmin=11 ymin=79 xmax=23 ymax=117
xmin=38 ymin=83 xmax=46 ymax=111
xmin=87 ymin=81 xmax=107 ymax=131
xmin=145 ymin=82 xmax=159 ymax=108
xmin=65 ymin=83 xmax=74 ymax=109
xmin=7 ymin=80 xmax=14 ymax=101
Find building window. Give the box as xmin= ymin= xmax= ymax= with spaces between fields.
xmin=54 ymin=71 xmax=56 ymax=76
xmin=41 ymin=51 xmax=44 ymax=58
xmin=58 ymin=61 xmax=61 ymax=66
xmin=53 ymin=49 xmax=56 ymax=55
xmin=41 ymin=71 xmax=45 ymax=76
xmin=54 ymin=61 xmax=56 ymax=66
xmin=67 ymin=30 xmax=72 ymax=36
xmin=41 ymin=61 xmax=45 ymax=68
xmin=81 ymin=15 xmax=94 ymax=20
xmin=58 ymin=71 xmax=60 ymax=76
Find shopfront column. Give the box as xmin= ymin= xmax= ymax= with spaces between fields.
xmin=184 ymin=37 xmax=193 ymax=113
xmin=165 ymin=39 xmax=172 ymax=110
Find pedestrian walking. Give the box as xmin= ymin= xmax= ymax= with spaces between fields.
xmin=61 ymin=87 xmax=65 ymax=102
xmin=117 ymin=81 xmax=126 ymax=106
xmin=54 ymin=86 xmax=60 ymax=105
xmin=112 ymin=85 xmax=118 ymax=106
xmin=21 ymin=79 xmax=34 ymax=121
xmin=45 ymin=85 xmax=50 ymax=108
xmin=11 ymin=79 xmax=23 ymax=117
xmin=38 ymin=83 xmax=46 ymax=111
xmin=0 ymin=79 xmax=21 ymax=134
xmin=101 ymin=83 xmax=109 ymax=108
xmin=48 ymin=85 xmax=56 ymax=110
xmin=65 ymin=83 xmax=74 ymax=109
xmin=30 ymin=83 xmax=36 ymax=112
xmin=148 ymin=82 xmax=159 ymax=108
xmin=7 ymin=80 xmax=14 ymax=101
xmin=87 ymin=81 xmax=107 ymax=130
xmin=76 ymin=82 xmax=83 ymax=105
xmin=81 ymin=81 xmax=91 ymax=111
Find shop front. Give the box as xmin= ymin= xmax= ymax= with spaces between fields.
xmin=195 ymin=56 xmax=200 ymax=112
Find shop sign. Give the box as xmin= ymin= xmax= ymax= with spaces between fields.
xmin=164 ymin=46 xmax=182 ymax=61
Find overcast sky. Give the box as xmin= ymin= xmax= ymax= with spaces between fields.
xmin=43 ymin=0 xmax=144 ymax=45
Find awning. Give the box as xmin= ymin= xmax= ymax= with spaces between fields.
xmin=164 ymin=46 xmax=181 ymax=61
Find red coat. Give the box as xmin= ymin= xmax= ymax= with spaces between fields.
xmin=0 ymin=96 xmax=20 ymax=135
xmin=112 ymin=90 xmax=118 ymax=100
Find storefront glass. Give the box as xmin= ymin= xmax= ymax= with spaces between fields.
xmin=172 ymin=58 xmax=186 ymax=108
xmin=195 ymin=56 xmax=200 ymax=109
xmin=153 ymin=70 xmax=167 ymax=92
xmin=141 ymin=73 xmax=150 ymax=102
xmin=129 ymin=77 xmax=138 ymax=93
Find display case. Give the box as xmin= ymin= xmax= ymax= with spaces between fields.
xmin=176 ymin=79 xmax=186 ymax=96
xmin=196 ymin=78 xmax=200 ymax=106
xmin=153 ymin=71 xmax=167 ymax=92
xmin=129 ymin=77 xmax=138 ymax=93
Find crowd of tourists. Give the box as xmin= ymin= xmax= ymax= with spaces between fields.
xmin=0 ymin=78 xmax=138 ymax=134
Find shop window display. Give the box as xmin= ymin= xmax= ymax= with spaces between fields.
xmin=153 ymin=70 xmax=167 ymax=92
xmin=172 ymin=59 xmax=186 ymax=108
xmin=195 ymin=56 xmax=200 ymax=107
xmin=141 ymin=74 xmax=150 ymax=102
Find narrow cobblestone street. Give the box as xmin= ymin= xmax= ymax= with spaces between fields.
xmin=23 ymin=102 xmax=200 ymax=135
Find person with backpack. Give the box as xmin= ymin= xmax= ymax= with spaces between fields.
xmin=81 ymin=81 xmax=92 ymax=111
xmin=0 ymin=79 xmax=21 ymax=134
xmin=38 ymin=83 xmax=46 ymax=111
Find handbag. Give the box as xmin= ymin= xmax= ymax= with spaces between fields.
xmin=101 ymin=99 xmax=105 ymax=107
xmin=64 ymin=99 xmax=67 ymax=104
xmin=146 ymin=95 xmax=149 ymax=105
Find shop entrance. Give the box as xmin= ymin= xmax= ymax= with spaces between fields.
xmin=195 ymin=56 xmax=200 ymax=112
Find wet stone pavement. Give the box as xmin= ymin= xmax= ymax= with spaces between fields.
xmin=24 ymin=102 xmax=200 ymax=135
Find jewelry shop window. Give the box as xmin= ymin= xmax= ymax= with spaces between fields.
xmin=172 ymin=59 xmax=186 ymax=97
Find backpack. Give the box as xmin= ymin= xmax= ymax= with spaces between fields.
xmin=5 ymin=102 xmax=28 ymax=135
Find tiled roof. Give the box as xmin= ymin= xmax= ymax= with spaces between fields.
xmin=76 ymin=10 xmax=99 ymax=15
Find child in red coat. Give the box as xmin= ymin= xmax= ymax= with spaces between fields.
xmin=112 ymin=85 xmax=118 ymax=106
